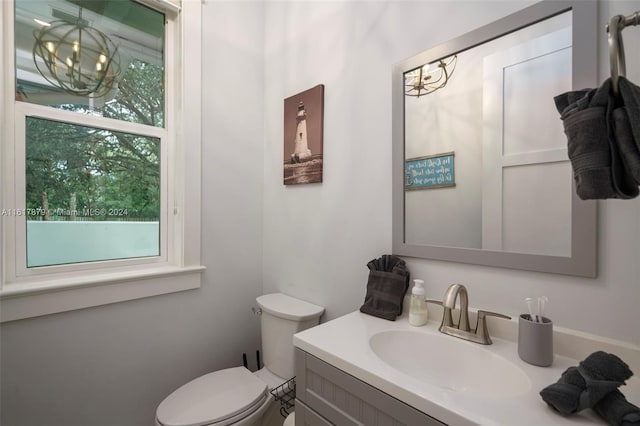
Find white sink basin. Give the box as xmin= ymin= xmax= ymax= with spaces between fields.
xmin=369 ymin=330 xmax=531 ymax=398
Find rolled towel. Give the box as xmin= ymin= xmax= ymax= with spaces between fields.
xmin=580 ymin=351 xmax=634 ymax=382
xmin=540 ymin=351 xmax=633 ymax=415
xmin=540 ymin=367 xmax=592 ymax=415
xmin=593 ymin=389 xmax=640 ymax=426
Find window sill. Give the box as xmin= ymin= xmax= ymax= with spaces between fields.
xmin=0 ymin=265 xmax=205 ymax=322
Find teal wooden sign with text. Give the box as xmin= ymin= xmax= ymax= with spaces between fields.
xmin=405 ymin=152 xmax=455 ymax=190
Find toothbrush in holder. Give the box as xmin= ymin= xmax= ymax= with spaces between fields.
xmin=525 ymin=296 xmax=548 ymax=323
xmin=537 ymin=296 xmax=548 ymax=323
xmin=525 ymin=297 xmax=535 ymax=321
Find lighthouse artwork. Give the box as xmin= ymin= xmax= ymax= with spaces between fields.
xmin=283 ymin=84 xmax=324 ymax=185
xmin=291 ymin=101 xmax=312 ymax=163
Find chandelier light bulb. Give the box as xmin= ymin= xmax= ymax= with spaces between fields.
xmin=33 ymin=18 xmax=51 ymax=27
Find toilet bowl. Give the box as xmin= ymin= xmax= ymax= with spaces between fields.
xmin=156 ymin=293 xmax=324 ymax=426
xmin=282 ymin=413 xmax=295 ymax=426
xmin=155 ymin=367 xmax=270 ymax=426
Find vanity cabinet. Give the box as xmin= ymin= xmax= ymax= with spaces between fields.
xmin=294 ymin=348 xmax=446 ymax=426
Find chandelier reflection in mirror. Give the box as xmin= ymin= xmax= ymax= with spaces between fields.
xmin=405 ymin=55 xmax=457 ymax=97
xmin=32 ymin=9 xmax=121 ymax=97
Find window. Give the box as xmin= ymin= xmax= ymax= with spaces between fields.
xmin=1 ymin=0 xmax=204 ymax=321
xmin=24 ymin=117 xmax=161 ymax=267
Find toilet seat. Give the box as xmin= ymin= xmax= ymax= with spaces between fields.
xmin=156 ymin=367 xmax=268 ymax=426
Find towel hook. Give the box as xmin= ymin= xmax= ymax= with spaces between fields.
xmin=607 ymin=11 xmax=640 ymax=96
xmin=607 ymin=15 xmax=626 ymax=96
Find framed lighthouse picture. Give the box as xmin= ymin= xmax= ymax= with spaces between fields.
xmin=283 ymin=84 xmax=324 ymax=185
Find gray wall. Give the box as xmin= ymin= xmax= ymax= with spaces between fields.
xmin=0 ymin=2 xmax=265 ymax=425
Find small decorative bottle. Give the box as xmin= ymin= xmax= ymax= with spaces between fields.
xmin=409 ymin=279 xmax=428 ymax=326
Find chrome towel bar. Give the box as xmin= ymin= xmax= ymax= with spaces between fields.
xmin=607 ymin=11 xmax=639 ymax=95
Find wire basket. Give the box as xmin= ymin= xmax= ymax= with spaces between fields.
xmin=270 ymin=376 xmax=296 ymax=418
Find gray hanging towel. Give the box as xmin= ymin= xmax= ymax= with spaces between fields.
xmin=614 ymin=77 xmax=640 ymax=184
xmin=555 ymin=79 xmax=638 ymax=199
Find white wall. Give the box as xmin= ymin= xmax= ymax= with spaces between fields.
xmin=262 ymin=0 xmax=640 ymax=345
xmin=2 ymin=1 xmax=639 ymax=425
xmin=0 ymin=2 xmax=266 ymax=425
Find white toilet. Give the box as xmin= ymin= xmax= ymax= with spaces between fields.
xmin=155 ymin=293 xmax=324 ymax=426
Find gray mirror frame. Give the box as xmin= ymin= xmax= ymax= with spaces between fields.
xmin=392 ymin=0 xmax=598 ymax=277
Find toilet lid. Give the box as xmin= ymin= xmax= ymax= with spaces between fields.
xmin=156 ymin=367 xmax=268 ymax=426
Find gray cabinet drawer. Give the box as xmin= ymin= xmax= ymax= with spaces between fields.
xmin=295 ymin=348 xmax=446 ymax=426
xmin=295 ymin=400 xmax=333 ymax=426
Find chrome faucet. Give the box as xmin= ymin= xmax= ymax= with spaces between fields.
xmin=427 ymin=283 xmax=510 ymax=345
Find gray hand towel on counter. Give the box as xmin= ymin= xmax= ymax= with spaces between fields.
xmin=540 ymin=351 xmax=633 ymax=416
xmin=593 ymin=389 xmax=640 ymax=426
xmin=360 ymin=255 xmax=410 ymax=321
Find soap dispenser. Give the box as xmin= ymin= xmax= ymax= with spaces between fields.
xmin=409 ymin=279 xmax=428 ymax=326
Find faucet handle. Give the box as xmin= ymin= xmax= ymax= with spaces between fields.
xmin=475 ymin=310 xmax=511 ymax=345
xmin=425 ymin=299 xmax=453 ymax=329
xmin=477 ymin=310 xmax=511 ymax=320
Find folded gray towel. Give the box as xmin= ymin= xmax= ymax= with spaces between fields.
xmin=594 ymin=389 xmax=640 ymax=426
xmin=540 ymin=351 xmax=633 ymax=415
xmin=579 ymin=351 xmax=634 ymax=382
xmin=555 ymin=79 xmax=639 ymax=199
xmin=360 ymin=255 xmax=410 ymax=321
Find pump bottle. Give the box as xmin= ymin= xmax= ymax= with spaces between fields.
xmin=409 ymin=279 xmax=428 ymax=326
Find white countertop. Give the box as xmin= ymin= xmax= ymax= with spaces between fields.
xmin=293 ymin=311 xmax=640 ymax=426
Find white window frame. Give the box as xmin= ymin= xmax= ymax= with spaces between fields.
xmin=0 ymin=0 xmax=204 ymax=322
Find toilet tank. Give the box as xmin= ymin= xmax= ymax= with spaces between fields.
xmin=256 ymin=293 xmax=324 ymax=380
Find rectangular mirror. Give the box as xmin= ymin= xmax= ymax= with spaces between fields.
xmin=392 ymin=0 xmax=598 ymax=277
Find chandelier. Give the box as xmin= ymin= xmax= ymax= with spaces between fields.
xmin=405 ymin=55 xmax=457 ymax=97
xmin=32 ymin=9 xmax=121 ymax=97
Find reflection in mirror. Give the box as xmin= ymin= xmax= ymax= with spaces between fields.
xmin=392 ymin=0 xmax=597 ymax=276
xmin=405 ymin=55 xmax=458 ymax=98
xmin=405 ymin=12 xmax=571 ymax=255
xmin=14 ymin=0 xmax=165 ymax=125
